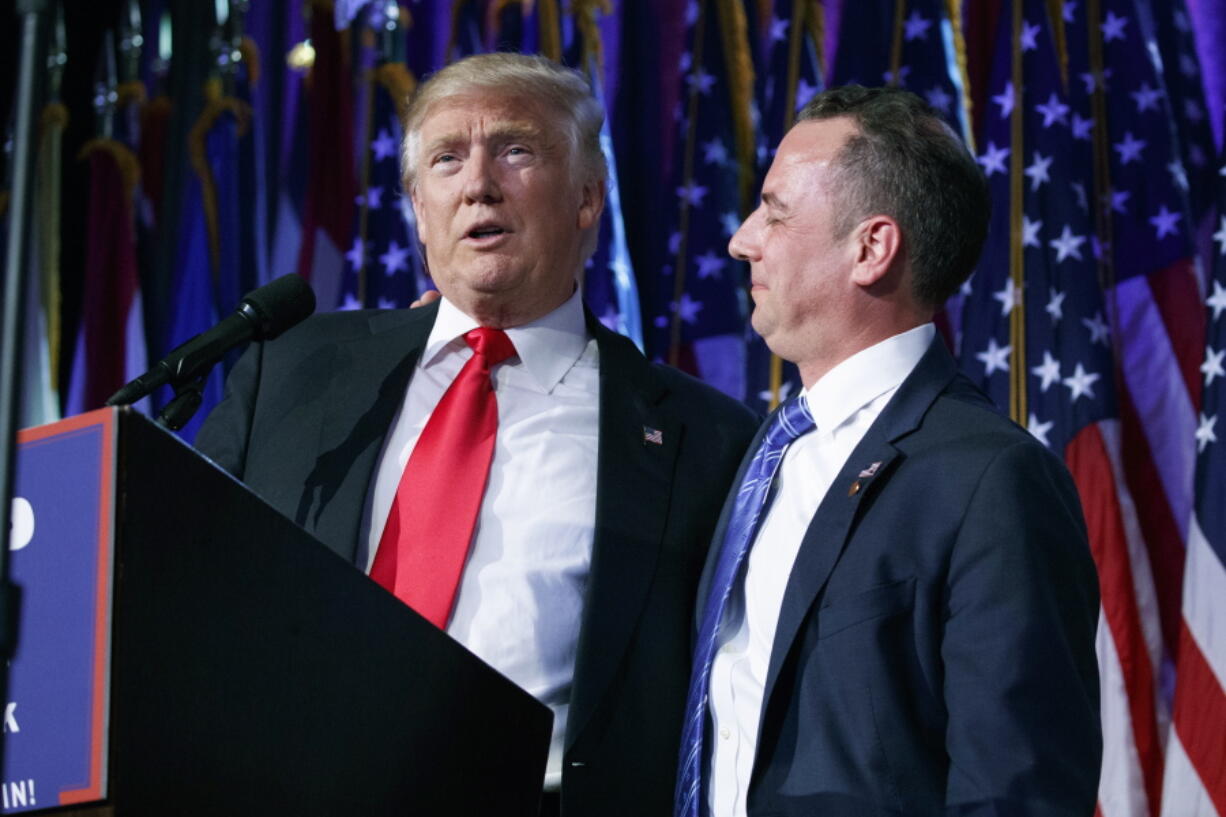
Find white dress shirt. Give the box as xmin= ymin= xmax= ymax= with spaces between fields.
xmin=706 ymin=324 xmax=935 ymax=817
xmin=362 ymin=291 xmax=600 ymax=789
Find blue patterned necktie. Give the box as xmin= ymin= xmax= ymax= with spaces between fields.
xmin=675 ymin=395 xmax=816 ymax=817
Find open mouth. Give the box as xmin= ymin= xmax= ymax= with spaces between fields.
xmin=466 ymin=224 xmax=509 ymax=240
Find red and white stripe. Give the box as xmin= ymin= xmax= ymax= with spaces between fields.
xmin=1160 ymin=517 xmax=1226 ymax=816
xmin=1085 ymin=262 xmax=1223 ymax=817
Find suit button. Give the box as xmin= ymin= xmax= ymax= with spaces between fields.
xmin=719 ymin=727 xmax=730 ymax=739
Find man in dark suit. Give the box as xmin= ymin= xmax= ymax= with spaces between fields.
xmin=675 ymin=86 xmax=1101 ymax=817
xmin=196 ymin=53 xmax=758 ymax=817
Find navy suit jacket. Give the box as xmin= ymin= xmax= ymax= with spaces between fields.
xmin=697 ymin=338 xmax=1101 ymax=817
xmin=195 ymin=300 xmax=760 ymax=817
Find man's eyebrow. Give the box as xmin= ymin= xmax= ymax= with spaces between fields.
xmin=762 ymin=192 xmax=788 ymax=211
xmin=421 ymin=132 xmax=463 ymax=156
xmin=422 ymin=122 xmax=548 ymax=155
xmin=487 ymin=122 xmax=547 ymax=143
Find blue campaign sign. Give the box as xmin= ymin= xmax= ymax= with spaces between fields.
xmin=3 ymin=409 xmax=115 ymax=812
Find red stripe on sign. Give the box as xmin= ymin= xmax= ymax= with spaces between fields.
xmin=1066 ymin=425 xmax=1164 ymax=816
xmin=1146 ymin=259 xmax=1205 ymax=411
xmin=56 ymin=408 xmax=115 ymax=805
xmin=1117 ymin=384 xmax=1186 ymax=659
xmin=17 ymin=406 xmax=114 ymax=442
xmin=1171 ymin=619 xmax=1226 ymax=816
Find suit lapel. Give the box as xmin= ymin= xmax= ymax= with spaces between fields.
xmin=295 ymin=303 xmax=439 ymax=562
xmin=566 ymin=317 xmax=681 ymax=749
xmin=759 ymin=338 xmax=960 ymax=714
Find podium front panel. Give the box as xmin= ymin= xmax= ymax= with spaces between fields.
xmin=5 ymin=410 xmax=117 ymax=812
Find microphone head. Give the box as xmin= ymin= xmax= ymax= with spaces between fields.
xmin=239 ymin=274 xmax=317 ymax=340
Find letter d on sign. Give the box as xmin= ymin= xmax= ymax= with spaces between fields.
xmin=9 ymin=498 xmax=33 ymax=551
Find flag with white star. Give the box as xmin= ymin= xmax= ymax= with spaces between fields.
xmin=337 ymin=62 xmax=428 ymax=311
xmin=825 ymin=0 xmax=971 ymax=349
xmin=1070 ymin=0 xmax=1199 ymax=287
xmin=579 ymin=68 xmax=645 ymax=348
xmin=1064 ymin=3 xmax=1218 ymax=812
xmin=742 ymin=0 xmax=823 ymax=413
xmin=1149 ymin=0 xmax=1217 ymax=230
xmin=961 ymin=0 xmax=1116 ymax=455
xmin=649 ymin=0 xmax=756 ymax=399
xmin=1164 ymin=145 xmax=1226 ymax=817
xmin=961 ymin=3 xmax=1222 ymax=815
xmin=749 ymin=0 xmax=824 ymax=162
xmin=827 ymin=0 xmax=966 ymax=137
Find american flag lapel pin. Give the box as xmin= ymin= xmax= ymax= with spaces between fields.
xmin=849 ymin=461 xmax=883 ymax=497
xmin=643 ymin=426 xmax=664 ymax=445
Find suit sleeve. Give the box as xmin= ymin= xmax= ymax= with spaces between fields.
xmin=194 ymin=340 xmax=265 ymax=479
xmin=941 ymin=440 xmax=1102 ymax=817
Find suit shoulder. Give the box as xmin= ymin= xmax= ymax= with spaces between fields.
xmin=647 ymin=361 xmax=761 ymax=432
xmin=914 ymin=372 xmax=1063 ymax=466
xmin=262 ymin=308 xmax=420 ymax=358
xmin=933 ymin=373 xmax=1029 ymax=438
xmin=277 ymin=309 xmax=382 ymax=343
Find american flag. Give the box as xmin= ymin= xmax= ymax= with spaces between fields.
xmin=750 ymin=0 xmax=824 ymax=164
xmin=338 ymin=62 xmax=428 ymax=311
xmin=581 ymin=66 xmax=645 ymax=348
xmin=960 ymin=1 xmax=1222 ymax=814
xmin=563 ymin=9 xmax=645 ymax=349
xmin=651 ymin=0 xmax=756 ymax=400
xmin=1066 ymin=0 xmax=1222 ymax=812
xmin=1179 ymin=146 xmax=1226 ymax=817
xmin=743 ymin=0 xmax=823 ymax=412
xmin=1149 ymin=1 xmax=1217 ymax=233
xmin=827 ymin=0 xmax=972 ymax=350
xmin=827 ymin=0 xmax=965 ymax=138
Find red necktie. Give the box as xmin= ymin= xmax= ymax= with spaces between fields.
xmin=370 ymin=327 xmax=517 ymax=627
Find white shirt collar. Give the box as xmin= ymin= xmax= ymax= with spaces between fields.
xmin=802 ymin=323 xmax=935 ymax=433
xmin=422 ymin=289 xmax=592 ymax=394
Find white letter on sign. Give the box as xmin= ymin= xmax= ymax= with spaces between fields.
xmin=9 ymin=498 xmax=33 ymax=551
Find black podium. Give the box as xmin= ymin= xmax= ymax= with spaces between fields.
xmin=14 ymin=409 xmax=552 ymax=816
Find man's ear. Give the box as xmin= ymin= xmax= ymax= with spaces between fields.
xmin=409 ymin=184 xmax=428 ymax=244
xmin=578 ymin=178 xmax=606 ymax=231
xmin=850 ymin=215 xmax=902 ymax=288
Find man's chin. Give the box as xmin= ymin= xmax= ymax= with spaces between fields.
xmin=432 ymin=262 xmax=522 ymax=300
xmin=749 ymin=312 xmax=775 ymax=345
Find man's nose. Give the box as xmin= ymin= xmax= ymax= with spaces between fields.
xmin=728 ymin=214 xmax=757 ymax=261
xmin=462 ymin=151 xmax=502 ymax=203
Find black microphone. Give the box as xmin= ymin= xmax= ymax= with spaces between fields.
xmin=107 ymin=274 xmax=316 ymax=407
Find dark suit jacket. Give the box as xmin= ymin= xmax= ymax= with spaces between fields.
xmin=697 ymin=338 xmax=1101 ymax=817
xmin=195 ymin=300 xmax=759 ymax=817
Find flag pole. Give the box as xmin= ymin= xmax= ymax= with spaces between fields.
xmin=0 ymin=0 xmax=53 ymax=773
